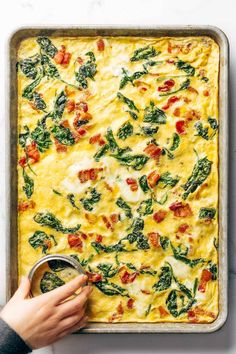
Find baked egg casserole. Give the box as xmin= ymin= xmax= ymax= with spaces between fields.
xmin=17 ymin=35 xmax=219 ymax=323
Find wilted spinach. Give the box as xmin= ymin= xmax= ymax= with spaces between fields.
xmin=176 ymin=60 xmax=195 ymax=76
xmin=31 ymin=119 xmax=52 ymax=153
xmin=94 ymin=144 xmax=109 ymax=161
xmin=171 ymin=244 xmax=204 ymax=268
xmin=117 ymin=92 xmax=139 ymax=112
xmin=40 ymin=272 xmax=65 ymax=293
xmin=143 ymin=101 xmax=166 ymax=124
xmin=34 ymin=212 xmax=81 ymax=233
xmin=22 ymin=169 xmax=34 ymax=199
xmin=36 ymin=37 xmax=58 ymax=58
xmin=116 ymin=197 xmax=132 ymax=218
xmin=97 ymin=263 xmax=119 ymax=278
xmin=157 ymin=172 xmax=179 ymax=188
xmin=117 ymin=122 xmax=133 ymax=140
xmin=137 ymin=198 xmax=153 ymax=216
xmin=29 ymin=230 xmax=57 ymax=254
xmin=138 ymin=175 xmax=150 ymax=193
xmin=169 ymin=133 xmax=180 ymax=151
xmin=95 ymin=280 xmax=129 ymax=297
xmin=199 ymin=207 xmax=216 ymax=219
xmin=51 ymin=124 xmax=75 ymax=146
xmin=159 ymin=78 xmax=190 ymax=97
xmin=18 ymin=55 xmax=40 ymax=79
xmin=67 ymin=193 xmax=80 ymax=210
xmin=48 ymin=260 xmax=68 ymax=272
xmin=51 ymin=91 xmax=67 ymax=121
xmin=166 ymin=289 xmax=196 ymax=317
xmin=91 ymin=241 xmax=125 ymax=254
xmin=41 ymin=54 xmax=60 ymax=79
xmin=141 ymin=125 xmax=159 ymax=136
xmin=182 ymin=156 xmax=212 ymax=199
xmin=119 ymin=66 xmax=148 ymax=89
xmin=130 ymin=46 xmax=159 ymax=62
xmin=75 ymin=52 xmax=97 ymax=89
xmin=80 ymin=188 xmax=101 ymax=211
xmin=153 ymin=264 xmax=172 ymax=292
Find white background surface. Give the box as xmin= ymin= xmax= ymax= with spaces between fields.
xmin=0 ymin=0 xmax=235 ymax=353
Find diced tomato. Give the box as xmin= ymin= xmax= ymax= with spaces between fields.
xmin=178 ymin=223 xmax=189 ymax=233
xmin=95 ymin=234 xmax=103 ymax=243
xmin=176 ymin=120 xmax=186 ymax=134
xmin=89 ymin=133 xmax=105 ymax=146
xmin=185 ymin=109 xmax=201 ymax=121
xmin=26 ymin=142 xmax=40 ymax=163
xmin=120 ymin=271 xmax=137 ymax=284
xmin=153 ymin=210 xmax=167 ymax=223
xmin=147 ymin=232 xmax=160 ymax=248
xmin=158 ymin=85 xmax=170 ymax=92
xmin=97 ymin=39 xmax=105 ymax=52
xmin=144 ymin=143 xmax=162 ymax=160
xmin=66 ymin=99 xmax=75 ymax=113
xmin=61 ymin=119 xmax=70 ymax=128
xmin=86 ymin=271 xmax=102 ymax=283
xmin=188 ymin=310 xmax=198 ymax=322
xmin=54 ymin=138 xmax=67 ymax=152
xmin=127 ymin=298 xmax=134 ymax=309
xmin=165 ymin=79 xmax=175 ymax=88
xmin=44 ymin=239 xmax=52 ymax=251
xmin=173 ymin=107 xmax=181 ymax=117
xmin=147 ymin=170 xmax=160 ymax=188
xmin=19 ymin=156 xmax=27 ymax=167
xmin=110 ymin=213 xmax=119 ymax=224
xmin=78 ymin=168 xmax=103 ymax=183
xmin=141 ymin=289 xmax=151 ymax=295
xmin=169 ymin=201 xmax=192 ymax=217
xmin=126 ymin=178 xmax=138 ymax=192
xmin=159 ymin=306 xmax=169 ymax=318
xmin=203 ymin=90 xmax=209 ymax=97
xmin=76 ymin=101 xmax=88 ymax=112
xmin=77 ymin=127 xmax=87 ymax=137
xmin=54 ymin=46 xmax=71 ymax=65
xmin=103 ymin=181 xmax=113 ymax=192
xmin=18 ymin=200 xmax=36 ymax=212
xmin=77 ymin=56 xmax=83 ymax=64
xmin=188 ymin=86 xmax=199 ymax=94
xmin=117 ymin=302 xmax=124 ymax=315
xmin=102 ymin=215 xmax=113 ymax=230
xmin=68 ymin=234 xmax=83 ymax=251
xmin=166 ymin=59 xmax=175 ymax=64
xmin=198 ymin=269 xmax=212 ymax=293
xmin=80 ymin=232 xmax=88 ymax=240
xmin=162 ymin=96 xmax=180 ymax=110
xmin=194 ymin=306 xmax=216 ymax=319
xmin=139 ymin=86 xmax=147 ymax=93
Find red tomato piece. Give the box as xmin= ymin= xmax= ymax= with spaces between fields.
xmin=169 ymin=201 xmax=192 ymax=217
xmin=144 ymin=143 xmax=162 ymax=159
xmin=26 ymin=142 xmax=40 ymax=163
xmin=176 ymin=120 xmax=186 ymax=134
xmin=147 ymin=170 xmax=160 ymax=188
xmin=54 ymin=139 xmax=67 ymax=153
xmin=147 ymin=232 xmax=160 ymax=248
xmin=110 ymin=213 xmax=119 ymax=224
xmin=86 ymin=272 xmax=102 ymax=283
xmin=178 ymin=223 xmax=189 ymax=233
xmin=120 ymin=271 xmax=137 ymax=284
xmin=97 ymin=39 xmax=105 ymax=52
xmin=127 ymin=298 xmax=134 ymax=309
xmin=18 ymin=200 xmax=36 ymax=212
xmin=159 ymin=306 xmax=169 ymax=318
xmin=66 ymin=99 xmax=75 ymax=113
xmin=19 ymin=156 xmax=27 ymax=167
xmin=153 ymin=210 xmax=167 ymax=223
xmin=102 ymin=215 xmax=113 ymax=230
xmin=68 ymin=234 xmax=83 ymax=251
xmin=117 ymin=302 xmax=124 ymax=315
xmin=95 ymin=234 xmax=103 ymax=243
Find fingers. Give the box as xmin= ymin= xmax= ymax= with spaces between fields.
xmin=58 ymin=286 xmax=92 ymax=318
xmin=14 ymin=276 xmax=31 ymax=299
xmin=57 ymin=316 xmax=88 ymax=339
xmin=43 ymin=275 xmax=88 ymax=304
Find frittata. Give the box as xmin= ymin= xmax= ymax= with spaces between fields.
xmin=17 ymin=35 xmax=219 ymax=323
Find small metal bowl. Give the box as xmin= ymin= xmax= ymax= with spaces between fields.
xmin=28 ymin=254 xmax=86 ymax=297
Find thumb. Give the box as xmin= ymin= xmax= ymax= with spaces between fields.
xmin=14 ymin=276 xmax=31 ymax=299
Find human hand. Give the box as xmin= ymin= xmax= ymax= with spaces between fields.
xmin=0 ymin=275 xmax=91 ymax=349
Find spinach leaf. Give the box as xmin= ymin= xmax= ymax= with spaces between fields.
xmin=31 ymin=120 xmax=52 ymax=153
xmin=208 ymin=262 xmax=217 ymax=280
xmin=52 ymin=189 xmax=62 ymax=196
xmin=176 ymin=60 xmax=195 ymax=76
xmin=51 ymin=124 xmax=75 ymax=146
xmin=32 ymin=92 xmax=47 ymax=111
xmin=126 ymin=218 xmax=149 ymax=250
xmin=170 ymin=133 xmax=180 ymax=151
xmin=36 ymin=37 xmax=58 ymax=58
xmin=75 ymin=52 xmax=97 ymax=89
xmin=166 ymin=289 xmax=196 ymax=317
xmin=160 ymin=236 xmax=170 ymax=250
xmin=111 ymin=153 xmax=149 ymax=171
xmin=119 ymin=66 xmax=148 ymax=89
xmin=127 ymin=110 xmax=138 ymax=120
xmin=116 ymin=197 xmax=132 ymax=218
xmin=29 ymin=231 xmax=57 ymax=254
xmin=130 ymin=46 xmax=159 ymax=62
xmin=139 ymin=175 xmax=150 ymax=193
xmin=19 ymin=125 xmax=30 ymax=148
xmin=34 ymin=212 xmax=81 ymax=233
xmin=208 ymin=117 xmax=218 ymax=130
xmin=137 ymin=198 xmax=153 ymax=216
xmin=145 ymin=304 xmax=152 ymax=316
xmin=157 ymin=172 xmax=179 ymax=188
xmin=94 ymin=144 xmax=109 ymax=161
xmin=199 ymin=207 xmax=216 ymax=219
xmin=80 ymin=188 xmax=101 ymax=211
xmin=52 ymin=91 xmax=67 ymax=121
xmin=70 ymin=254 xmax=93 ymax=267
xmin=48 ymin=260 xmax=68 ymax=272
xmin=97 ymin=263 xmax=119 ymax=278
xmin=117 ymin=92 xmax=139 ymax=112
xmin=106 ymin=127 xmax=120 ymax=152
xmin=195 ymin=121 xmax=209 ymax=140
xmin=153 ymin=264 xmax=172 ymax=292
xmin=95 ymin=280 xmax=129 ymax=297
xmin=182 ymin=156 xmax=212 ymax=199
xmin=143 ymin=101 xmax=166 ymax=124
xmin=18 ymin=55 xmax=40 ymax=79
xmin=22 ymin=70 xmax=43 ymax=100
xmin=159 ymin=78 xmax=190 ymax=97
xmin=22 ymin=169 xmax=34 ymax=199
xmin=141 ymin=125 xmax=159 ymax=136
xmin=67 ymin=193 xmax=80 ymax=210
xmin=117 ymin=122 xmax=133 ymax=140
xmin=130 ymin=217 xmax=144 ymax=232
xmin=171 ymin=244 xmax=204 ymax=268
xmin=162 ymin=147 xmax=174 ymax=160
xmin=40 ymin=272 xmax=65 ymax=293
xmin=41 ymin=54 xmax=60 ymax=79
xmin=91 ymin=241 xmax=125 ymax=254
